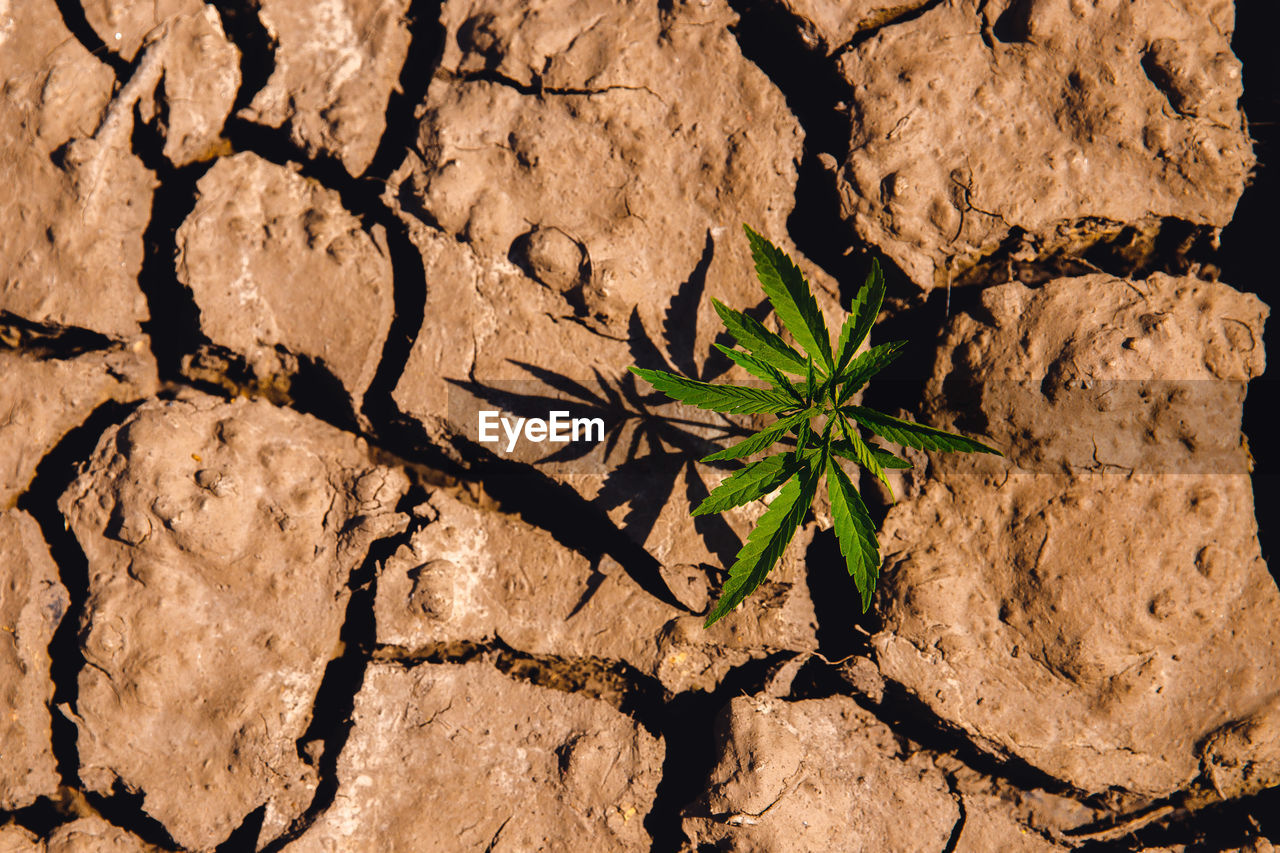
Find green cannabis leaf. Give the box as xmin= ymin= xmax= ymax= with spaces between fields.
xmin=629 ymin=226 xmax=1002 ymax=627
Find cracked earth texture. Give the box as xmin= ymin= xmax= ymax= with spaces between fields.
xmin=1 ymin=0 xmax=1276 ymax=850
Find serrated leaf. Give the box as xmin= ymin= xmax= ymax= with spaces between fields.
xmin=714 ymin=344 xmax=805 ymax=405
xmin=712 ymin=343 xmax=774 ymax=384
xmin=834 ymin=258 xmax=886 ymax=377
xmin=833 ymin=314 xmax=856 ymax=377
xmin=743 ymin=225 xmax=833 ymax=372
xmin=826 ymin=455 xmax=880 ymax=609
xmin=702 ymin=409 xmax=813 ymax=462
xmin=869 ymin=441 xmax=911 ymax=469
xmin=712 ymin=299 xmax=808 ymax=377
xmin=630 ymin=367 xmax=797 ymax=414
xmin=692 ymin=452 xmax=802 ymax=516
xmin=837 ymin=340 xmax=907 ymax=405
xmin=704 ymin=461 xmax=819 ymax=626
xmin=832 ymin=440 xmax=913 ymax=472
xmin=836 ymin=409 xmax=894 ymax=500
xmin=843 ymin=405 xmax=1003 ymax=455
xmin=796 ymin=411 xmax=813 ymax=455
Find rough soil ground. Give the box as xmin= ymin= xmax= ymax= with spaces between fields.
xmin=1 ymin=0 xmax=1276 ymax=850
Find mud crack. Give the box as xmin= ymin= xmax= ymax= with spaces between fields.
xmin=451 ymin=68 xmax=666 ymax=103
xmin=373 ymin=637 xmax=666 ymax=724
xmin=16 ymin=401 xmax=182 ymax=850
xmin=256 ymin=496 xmax=426 ymax=853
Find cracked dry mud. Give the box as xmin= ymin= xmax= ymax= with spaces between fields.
xmin=0 ymin=0 xmax=1275 ymax=850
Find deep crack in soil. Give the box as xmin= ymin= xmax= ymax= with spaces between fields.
xmin=10 ymin=0 xmax=1276 ymax=848
xmin=130 ymin=108 xmax=215 ymax=385
xmin=17 ymin=400 xmax=183 ymax=850
xmin=210 ymin=0 xmax=454 ymax=453
xmin=255 ymin=500 xmax=427 ymax=853
xmin=644 ymin=652 xmax=796 ymax=852
xmin=1224 ymin=0 xmax=1279 ymax=581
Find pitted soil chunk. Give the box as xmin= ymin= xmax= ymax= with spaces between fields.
xmin=177 ymin=153 xmax=394 ymax=411
xmin=0 ymin=825 xmax=39 ymax=852
xmin=921 ymin=274 xmax=1267 ymax=477
xmin=683 ymin=694 xmax=959 ymax=850
xmin=391 ymin=0 xmax=838 ymax=419
xmin=376 ymin=491 xmax=678 ymax=670
xmin=59 ymin=395 xmax=408 ymax=851
xmin=377 ymin=490 xmax=818 ymax=693
xmin=0 ymin=510 xmax=68 ymax=810
xmin=0 ymin=0 xmax=152 ymax=339
xmin=282 ymin=662 xmax=663 ymax=852
xmin=836 ymin=0 xmax=1252 ymax=290
xmin=1200 ymin=698 xmax=1280 ymax=800
xmin=0 ymin=817 xmax=164 ymax=853
xmin=872 ymin=275 xmax=1278 ymax=796
xmin=877 ymin=472 xmax=1279 ymax=797
xmin=241 ymin=0 xmax=413 ymax=176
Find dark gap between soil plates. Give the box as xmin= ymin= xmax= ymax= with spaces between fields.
xmin=17 ymin=401 xmax=182 ymax=851
xmin=283 ymin=352 xmax=362 ymax=433
xmin=860 ymin=286 xmax=987 ymax=426
xmin=207 ymin=0 xmax=277 ymax=115
xmin=643 ymin=652 xmax=794 ymax=853
xmin=0 ymin=789 xmax=84 ymax=838
xmin=214 ymin=805 xmax=265 ymax=853
xmin=940 ymin=770 xmax=967 ymax=853
xmin=255 ymin=497 xmax=427 ymax=853
xmin=359 ymin=0 xmax=448 ymax=448
xmin=374 ymin=637 xmax=671 ymax=734
xmin=50 ymin=0 xmax=129 ymax=77
xmin=786 ymin=654 xmax=862 ymax=701
xmin=129 ymin=102 xmax=215 ymax=384
xmin=1222 ymin=0 xmax=1278 ymax=582
xmin=786 ymin=150 xmax=916 ymax=311
xmin=372 ymin=637 xmax=669 ymax=724
xmin=834 ymin=0 xmax=947 ymax=56
xmin=1074 ymin=785 xmax=1280 ymax=852
xmin=724 ymin=0 xmax=852 ymax=159
xmin=365 ymin=0 xmax=446 ymax=180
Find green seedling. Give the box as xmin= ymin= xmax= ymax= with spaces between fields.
xmin=630 ymin=226 xmax=1002 ymax=626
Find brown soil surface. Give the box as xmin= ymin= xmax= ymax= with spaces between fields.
xmin=1 ymin=0 xmax=1275 ymax=849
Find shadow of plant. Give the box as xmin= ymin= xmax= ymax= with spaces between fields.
xmin=447 ymin=231 xmax=783 ymax=570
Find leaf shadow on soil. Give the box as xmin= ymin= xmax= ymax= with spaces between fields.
xmin=446 ymin=231 xmax=786 ymax=595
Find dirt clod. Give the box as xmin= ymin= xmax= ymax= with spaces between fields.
xmin=280 ymin=661 xmax=664 ymax=851
xmin=0 ymin=511 xmax=68 ymax=811
xmin=58 ymin=395 xmax=408 ymax=850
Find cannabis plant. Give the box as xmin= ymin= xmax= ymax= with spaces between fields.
xmin=630 ymin=226 xmax=1001 ymax=626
